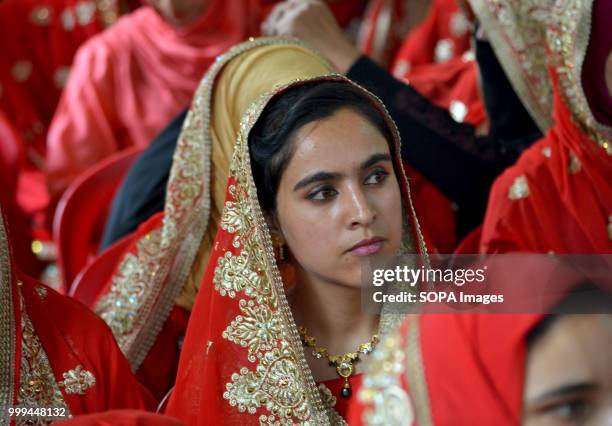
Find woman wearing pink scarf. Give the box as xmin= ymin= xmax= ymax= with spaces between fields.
xmin=45 ymin=0 xmax=261 ymax=199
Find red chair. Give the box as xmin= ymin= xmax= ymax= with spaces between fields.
xmin=53 ymin=147 xmax=144 ymax=291
xmin=69 ymin=233 xmax=134 ymax=308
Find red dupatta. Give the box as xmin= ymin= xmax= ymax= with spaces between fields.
xmin=165 ymin=75 xmax=427 ymax=425
xmin=480 ymin=0 xmax=612 ymax=254
xmin=0 ymin=206 xmax=155 ymax=423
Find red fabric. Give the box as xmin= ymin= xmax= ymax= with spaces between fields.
xmin=19 ymin=276 xmax=157 ymax=413
xmin=480 ymin=76 xmax=612 ymax=254
xmin=57 ymin=410 xmax=185 ymax=426
xmin=392 ymin=0 xmax=471 ymax=69
xmin=45 ymin=1 xmax=261 ymax=198
xmin=348 ymin=314 xmax=541 ymax=425
xmin=0 ymin=0 xmax=135 ymax=219
xmin=2 ymin=205 xmax=155 ymax=414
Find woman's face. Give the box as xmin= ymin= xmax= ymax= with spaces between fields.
xmin=523 ymin=314 xmax=612 ymax=426
xmin=273 ymin=108 xmax=403 ymax=289
xmin=146 ymin=0 xmax=208 ymax=27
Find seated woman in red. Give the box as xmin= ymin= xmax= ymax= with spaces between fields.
xmin=480 ymin=0 xmax=612 ymax=254
xmin=164 ymin=76 xmax=427 ymax=424
xmin=0 ymin=205 xmax=155 ymax=424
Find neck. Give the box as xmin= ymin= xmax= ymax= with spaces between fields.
xmin=289 ymin=267 xmax=378 ymax=355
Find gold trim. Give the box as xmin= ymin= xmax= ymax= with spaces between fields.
xmin=546 ymin=0 xmax=612 ymax=151
xmin=0 ymin=208 xmax=17 ymax=424
xmin=405 ymin=314 xmax=432 ymax=426
xmin=468 ymin=0 xmax=554 ymax=133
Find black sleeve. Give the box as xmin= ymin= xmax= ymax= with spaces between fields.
xmin=346 ymin=56 xmax=538 ymax=230
xmin=100 ymin=109 xmax=187 ymax=250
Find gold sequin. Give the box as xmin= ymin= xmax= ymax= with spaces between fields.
xmin=449 ymin=100 xmax=468 ymax=123
xmin=18 ymin=310 xmax=70 ymax=423
xmin=450 ymin=11 xmax=469 ymax=37
xmin=541 ymin=147 xmax=552 ymax=158
xmin=53 ymin=67 xmax=71 ymax=89
xmin=434 ymin=38 xmax=454 ymax=63
xmin=508 ymin=175 xmax=529 ymax=200
xmin=30 ymin=6 xmax=52 ymax=26
xmin=76 ymin=1 xmax=96 ymax=26
xmin=58 ymin=365 xmax=96 ymax=395
xmin=35 ymin=286 xmax=47 ymax=299
xmin=12 ymin=61 xmax=32 ymax=82
xmin=393 ymin=60 xmax=410 ymax=78
xmin=568 ymin=151 xmax=581 ymax=174
xmin=61 ymin=9 xmax=75 ymax=30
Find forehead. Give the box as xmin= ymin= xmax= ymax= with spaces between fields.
xmin=525 ymin=315 xmax=612 ymax=398
xmin=286 ymin=108 xmax=392 ymax=172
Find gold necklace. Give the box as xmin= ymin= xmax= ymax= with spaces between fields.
xmin=297 ymin=325 xmax=379 ymax=398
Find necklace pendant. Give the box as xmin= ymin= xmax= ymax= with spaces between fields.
xmin=340 ymin=380 xmax=352 ymax=398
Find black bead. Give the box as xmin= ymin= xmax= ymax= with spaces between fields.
xmin=340 ymin=386 xmax=352 ymax=398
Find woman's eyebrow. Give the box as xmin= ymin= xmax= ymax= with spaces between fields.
xmin=292 ymin=153 xmax=392 ymax=192
xmin=360 ymin=153 xmax=392 ymax=170
xmin=293 ymin=171 xmax=341 ymax=192
xmin=532 ymin=382 xmax=598 ymax=403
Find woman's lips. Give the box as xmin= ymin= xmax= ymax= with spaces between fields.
xmin=349 ymin=238 xmax=385 ymax=256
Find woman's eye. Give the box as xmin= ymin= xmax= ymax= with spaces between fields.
xmin=545 ymin=398 xmax=592 ymax=423
xmin=364 ymin=169 xmax=389 ymax=185
xmin=307 ymin=186 xmax=337 ymax=201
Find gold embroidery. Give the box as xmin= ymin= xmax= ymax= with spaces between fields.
xmin=17 ymin=310 xmax=70 ymax=425
xmin=508 ymin=175 xmax=529 ymax=200
xmin=35 ymin=286 xmax=47 ymax=300
xmin=450 ymin=11 xmax=469 ymax=37
xmin=60 ymin=9 xmax=75 ymax=30
xmin=58 ymin=365 xmax=96 ymax=395
xmin=568 ymin=151 xmax=581 ymax=174
xmin=53 ymin=67 xmax=71 ymax=89
xmin=224 ymin=342 xmax=311 ymax=421
xmin=12 ymin=61 xmax=33 ymax=82
xmin=434 ymin=39 xmax=453 ymax=63
xmin=97 ymin=229 xmax=162 ymax=347
xmin=547 ymin=0 xmax=612 ymax=153
xmin=30 ymin=6 xmax=52 ymax=26
xmin=449 ymin=100 xmax=468 ymax=123
xmin=1 ymin=208 xmax=17 ymax=424
xmin=76 ymin=1 xmax=96 ymax=26
xmin=318 ymin=384 xmax=337 ymax=409
xmin=469 ymin=0 xmax=554 ymax=132
xmin=96 ymin=0 xmax=118 ymax=28
xmin=359 ymin=327 xmax=414 ymax=426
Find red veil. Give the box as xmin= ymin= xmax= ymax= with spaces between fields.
xmin=0 ymin=205 xmax=154 ymax=424
xmin=164 ymin=75 xmax=427 ymax=424
xmin=480 ymin=0 xmax=612 ymax=253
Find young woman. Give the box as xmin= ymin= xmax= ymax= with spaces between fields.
xmin=162 ymin=75 xmax=426 ymax=424
xmin=354 ymin=300 xmax=612 ymax=425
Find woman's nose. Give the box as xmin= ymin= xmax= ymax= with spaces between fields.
xmin=346 ymin=187 xmax=376 ymax=228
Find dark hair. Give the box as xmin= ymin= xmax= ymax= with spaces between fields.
xmin=526 ymin=282 xmax=612 ymax=347
xmin=248 ymin=80 xmax=395 ymax=214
